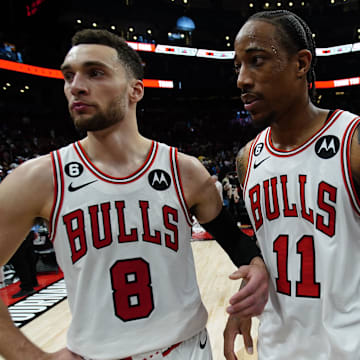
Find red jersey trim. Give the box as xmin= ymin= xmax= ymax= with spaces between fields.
xmin=162 ymin=341 xmax=182 ymax=356
xmin=170 ymin=147 xmax=193 ymax=227
xmin=73 ymin=140 xmax=158 ymax=184
xmin=265 ymin=109 xmax=343 ymax=157
xmin=49 ymin=150 xmax=65 ymax=243
xmin=243 ymin=133 xmax=261 ymax=196
xmin=341 ymin=117 xmax=360 ymax=216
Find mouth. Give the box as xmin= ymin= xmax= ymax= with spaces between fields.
xmin=241 ymin=93 xmax=261 ymax=112
xmin=71 ymin=102 xmax=92 ymax=112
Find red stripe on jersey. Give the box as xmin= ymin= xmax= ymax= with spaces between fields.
xmin=162 ymin=341 xmax=182 ymax=356
xmin=169 ymin=147 xmax=192 ymax=227
xmin=49 ymin=150 xmax=65 ymax=243
xmin=342 ymin=117 xmax=360 ymax=216
xmin=73 ymin=141 xmax=158 ymax=184
xmin=243 ymin=133 xmax=261 ymax=196
xmin=265 ymin=109 xmax=343 ymax=157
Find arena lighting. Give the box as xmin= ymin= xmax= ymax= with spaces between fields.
xmin=134 ymin=39 xmax=360 ymax=58
xmin=26 ymin=0 xmax=47 ymax=16
xmin=127 ymin=42 xmax=156 ymax=52
xmin=197 ymin=49 xmax=235 ymax=59
xmin=316 ymin=76 xmax=360 ymax=88
xmin=0 ymin=60 xmax=174 ymax=88
xmin=316 ymin=43 xmax=353 ymax=56
xmin=0 ymin=58 xmax=359 ymax=89
xmin=155 ymin=44 xmax=197 ymax=56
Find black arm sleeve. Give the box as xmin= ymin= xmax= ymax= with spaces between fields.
xmin=200 ymin=207 xmax=262 ymax=267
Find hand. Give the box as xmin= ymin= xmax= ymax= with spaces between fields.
xmin=226 ymin=256 xmax=269 ymax=317
xmin=43 ymin=348 xmax=84 ymax=360
xmin=224 ymin=314 xmax=253 ymax=360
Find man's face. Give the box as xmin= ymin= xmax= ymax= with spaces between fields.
xmin=61 ymin=44 xmax=130 ymax=132
xmin=234 ymin=20 xmax=299 ymax=128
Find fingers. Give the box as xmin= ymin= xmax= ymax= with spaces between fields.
xmin=227 ymin=265 xmax=269 ymax=316
xmin=242 ymin=328 xmax=254 ymax=355
xmin=227 ymin=293 xmax=259 ymax=316
xmin=223 ymin=320 xmax=239 ymax=360
xmin=229 ymin=266 xmax=249 ymax=281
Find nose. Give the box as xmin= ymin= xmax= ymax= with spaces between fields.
xmin=69 ymin=73 xmax=88 ymax=96
xmin=236 ymin=65 xmax=253 ymax=91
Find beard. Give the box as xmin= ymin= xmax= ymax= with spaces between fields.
xmin=71 ymin=95 xmax=127 ymax=132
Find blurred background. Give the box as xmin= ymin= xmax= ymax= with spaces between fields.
xmin=0 ymin=0 xmax=359 ymax=182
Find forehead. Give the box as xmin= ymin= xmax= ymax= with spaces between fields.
xmin=234 ymin=20 xmax=281 ymax=54
xmin=62 ymin=44 xmax=121 ymax=69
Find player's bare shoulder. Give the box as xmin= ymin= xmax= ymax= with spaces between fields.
xmin=0 ymin=154 xmax=54 ymax=219
xmin=350 ymin=122 xmax=360 ymax=185
xmin=176 ymin=151 xmax=213 ymax=208
xmin=236 ymin=140 xmax=253 ymax=185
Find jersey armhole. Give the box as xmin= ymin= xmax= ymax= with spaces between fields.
xmin=169 ymin=147 xmax=193 ymax=227
xmin=341 ymin=117 xmax=360 ymax=216
xmin=49 ymin=150 xmax=65 ymax=243
xmin=243 ymin=133 xmax=262 ymax=197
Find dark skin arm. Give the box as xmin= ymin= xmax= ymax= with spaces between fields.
xmin=351 ymin=124 xmax=360 ymax=188
xmin=224 ymin=140 xmax=265 ymax=359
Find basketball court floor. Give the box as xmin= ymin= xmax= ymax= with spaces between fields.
xmin=0 ymin=239 xmax=259 ymax=360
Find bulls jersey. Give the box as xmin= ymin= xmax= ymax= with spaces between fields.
xmin=50 ymin=141 xmax=207 ymax=359
xmin=243 ymin=110 xmax=360 ymax=359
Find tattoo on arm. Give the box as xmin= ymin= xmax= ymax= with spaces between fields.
xmin=357 ymin=125 xmax=360 ymax=145
xmin=236 ymin=147 xmax=248 ymax=186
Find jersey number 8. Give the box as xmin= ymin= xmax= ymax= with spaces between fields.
xmin=110 ymin=258 xmax=155 ymax=321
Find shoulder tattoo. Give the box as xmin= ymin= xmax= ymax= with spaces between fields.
xmin=236 ymin=148 xmax=248 ymax=185
xmin=357 ymin=124 xmax=360 ymax=145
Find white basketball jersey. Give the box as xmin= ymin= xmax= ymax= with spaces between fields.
xmin=243 ymin=110 xmax=360 ymax=359
xmin=50 ymin=141 xmax=208 ymax=359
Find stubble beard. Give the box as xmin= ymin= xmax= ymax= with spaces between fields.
xmin=72 ymin=96 xmax=127 ymax=132
xmin=250 ymin=110 xmax=276 ymax=130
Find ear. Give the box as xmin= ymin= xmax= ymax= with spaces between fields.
xmin=296 ymin=49 xmax=312 ymax=79
xmin=129 ymin=79 xmax=144 ymax=103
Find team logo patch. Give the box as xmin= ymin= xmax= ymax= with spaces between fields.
xmin=315 ymin=135 xmax=340 ymax=159
xmin=254 ymin=143 xmax=264 ymax=156
xmin=65 ymin=162 xmax=84 ymax=177
xmin=148 ymin=170 xmax=171 ymax=190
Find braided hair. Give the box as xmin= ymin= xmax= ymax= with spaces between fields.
xmin=248 ymin=10 xmax=317 ymax=102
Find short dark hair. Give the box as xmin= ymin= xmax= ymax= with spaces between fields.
xmin=248 ymin=10 xmax=317 ymax=101
xmin=71 ymin=29 xmax=144 ymax=80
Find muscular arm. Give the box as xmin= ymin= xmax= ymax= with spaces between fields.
xmin=350 ymin=124 xmax=360 ymax=188
xmin=177 ymin=151 xmax=268 ymax=317
xmin=0 ymin=155 xmax=54 ymax=360
xmin=177 ymin=151 xmax=261 ymax=265
xmin=176 ymin=152 xmax=223 ymax=223
xmin=236 ymin=141 xmax=252 ymax=188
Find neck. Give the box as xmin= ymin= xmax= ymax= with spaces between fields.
xmin=270 ymin=100 xmax=329 ymax=151
xmin=79 ymin=114 xmax=152 ymax=177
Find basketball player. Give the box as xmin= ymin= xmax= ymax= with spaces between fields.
xmin=0 ymin=29 xmax=268 ymax=360
xmin=223 ymin=10 xmax=360 ymax=360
